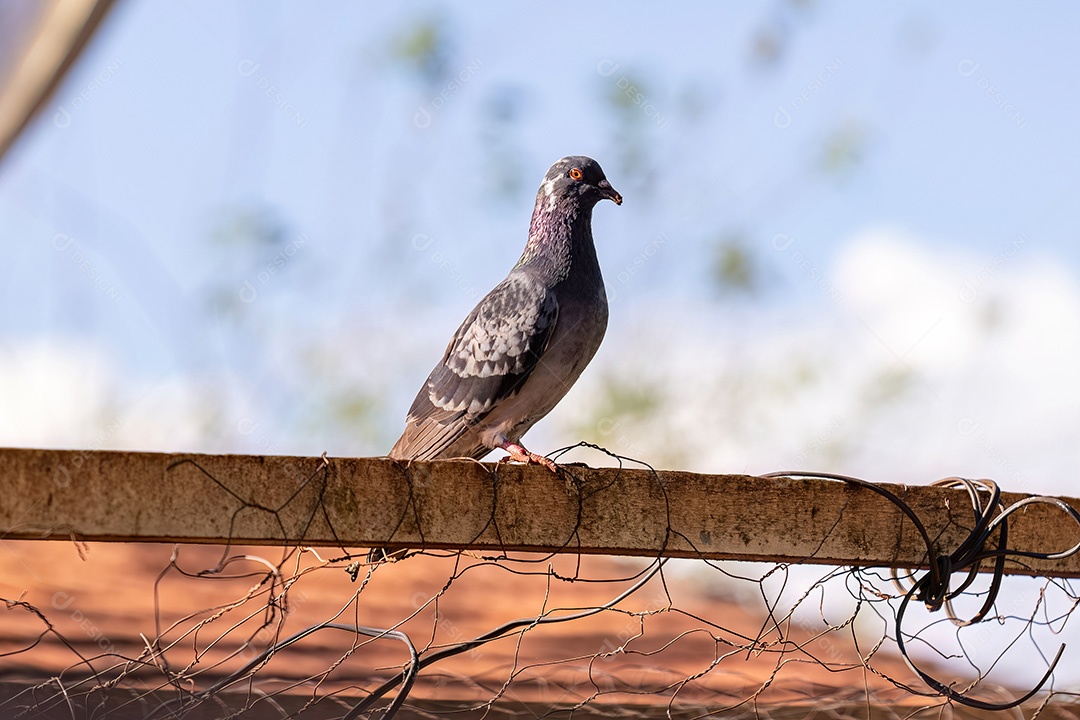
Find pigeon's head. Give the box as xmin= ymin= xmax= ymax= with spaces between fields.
xmin=538 ymin=156 xmax=622 ymax=210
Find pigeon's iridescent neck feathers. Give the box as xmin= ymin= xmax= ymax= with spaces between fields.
xmin=516 ymin=156 xmax=620 ymax=283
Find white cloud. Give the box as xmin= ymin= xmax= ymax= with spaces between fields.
xmin=0 ymin=338 xmax=112 ymax=448
xmin=0 ymin=337 xmax=218 ymax=452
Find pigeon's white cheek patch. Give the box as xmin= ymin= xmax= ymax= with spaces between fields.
xmin=541 ymin=178 xmax=559 ymax=212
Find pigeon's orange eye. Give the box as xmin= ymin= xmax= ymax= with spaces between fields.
xmin=569 ymin=168 xmax=583 ymax=180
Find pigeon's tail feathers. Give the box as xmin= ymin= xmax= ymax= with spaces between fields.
xmin=388 ymin=407 xmax=485 ymax=461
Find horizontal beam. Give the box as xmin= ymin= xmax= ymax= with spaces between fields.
xmin=2 ymin=448 xmax=1078 ymax=577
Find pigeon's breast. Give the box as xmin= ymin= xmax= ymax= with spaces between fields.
xmin=543 ymin=285 xmax=608 ymax=388
xmin=478 ymin=282 xmax=608 ymax=446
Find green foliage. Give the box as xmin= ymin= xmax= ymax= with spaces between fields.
xmin=863 ymin=367 xmax=914 ymax=407
xmin=202 ymin=205 xmax=292 ymax=319
xmin=479 ymin=87 xmax=526 ymax=202
xmin=599 ymin=68 xmax=656 ymax=188
xmin=390 ymin=16 xmax=451 ymax=87
xmin=709 ymin=235 xmax=757 ymax=296
xmin=820 ymin=121 xmax=868 ymax=177
xmin=209 ymin=205 xmax=286 ymax=248
xmin=306 ymin=388 xmax=386 ymax=455
xmin=564 ymin=373 xmax=691 ymax=466
xmin=572 ymin=375 xmax=661 ymax=444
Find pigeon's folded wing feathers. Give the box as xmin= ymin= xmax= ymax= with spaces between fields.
xmin=397 ymin=272 xmax=559 ymax=459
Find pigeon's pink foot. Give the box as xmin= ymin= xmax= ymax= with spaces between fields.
xmin=499 ymin=442 xmax=558 ymax=472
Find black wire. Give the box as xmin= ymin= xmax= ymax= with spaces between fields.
xmin=765 ymin=470 xmax=1080 ymax=711
xmin=189 ymin=621 xmax=419 ymax=720
xmin=348 ymin=557 xmax=667 ymax=718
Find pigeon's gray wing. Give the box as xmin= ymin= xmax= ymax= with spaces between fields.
xmin=390 ymin=271 xmax=559 ymax=460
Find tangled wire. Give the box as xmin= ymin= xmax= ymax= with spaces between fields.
xmin=762 ymin=471 xmax=1080 ymax=711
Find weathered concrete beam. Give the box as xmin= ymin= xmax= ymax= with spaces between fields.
xmin=2 ymin=448 xmax=1078 ymax=577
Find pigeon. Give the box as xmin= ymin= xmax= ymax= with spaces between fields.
xmin=389 ymin=156 xmax=622 ymax=471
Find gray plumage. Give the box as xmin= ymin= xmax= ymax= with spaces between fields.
xmin=390 ymin=155 xmax=622 ymax=467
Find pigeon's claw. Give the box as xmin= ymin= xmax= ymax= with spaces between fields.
xmin=499 ymin=442 xmax=558 ymax=473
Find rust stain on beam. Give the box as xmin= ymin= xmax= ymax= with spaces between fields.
xmin=1 ymin=448 xmax=1078 ymax=577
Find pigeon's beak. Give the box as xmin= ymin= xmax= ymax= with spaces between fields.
xmin=597 ymin=179 xmax=623 ymax=206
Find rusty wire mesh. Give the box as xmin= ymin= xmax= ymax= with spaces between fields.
xmin=2 ymin=446 xmax=1080 ymax=719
